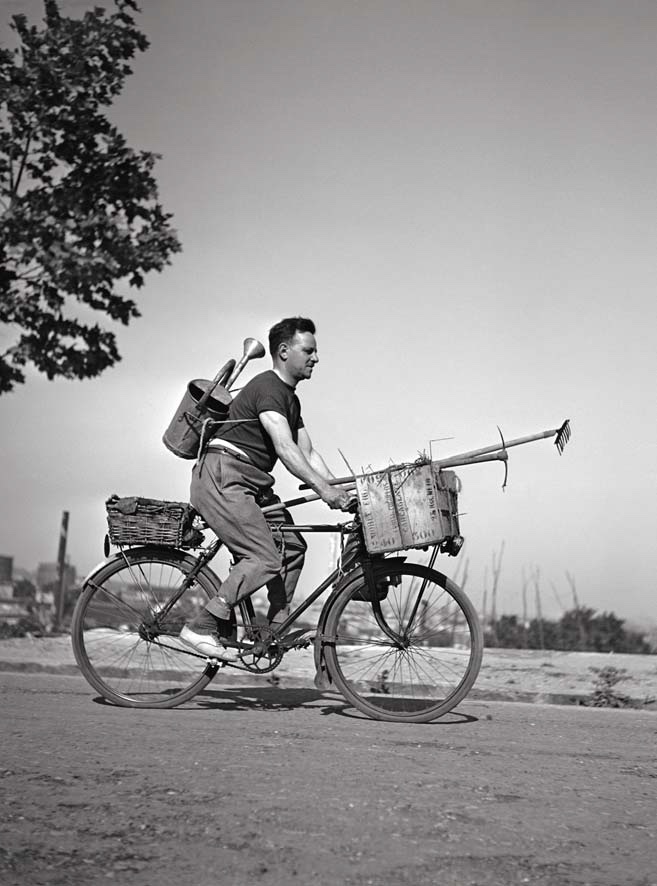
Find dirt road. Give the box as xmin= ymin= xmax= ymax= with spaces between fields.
xmin=1 ymin=672 xmax=656 ymax=886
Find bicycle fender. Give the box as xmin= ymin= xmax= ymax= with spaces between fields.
xmin=81 ymin=556 xmax=122 ymax=587
xmin=81 ymin=546 xmax=224 ymax=598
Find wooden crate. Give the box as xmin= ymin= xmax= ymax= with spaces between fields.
xmin=356 ymin=463 xmax=461 ymax=554
xmin=431 ymin=465 xmax=461 ymax=540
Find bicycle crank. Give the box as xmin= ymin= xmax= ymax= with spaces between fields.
xmin=238 ymin=624 xmax=284 ymax=673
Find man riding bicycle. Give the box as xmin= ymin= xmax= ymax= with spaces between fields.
xmin=180 ymin=317 xmax=352 ymax=661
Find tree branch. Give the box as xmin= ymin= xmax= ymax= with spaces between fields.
xmin=12 ymin=131 xmax=34 ymax=197
xmin=14 ymin=267 xmax=43 ymax=282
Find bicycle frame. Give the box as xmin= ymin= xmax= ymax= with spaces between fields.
xmin=137 ymin=496 xmax=410 ymax=653
xmin=72 ymin=494 xmax=485 ymax=720
xmin=233 ymin=526 xmax=416 ymax=652
xmin=246 ymin=517 xmax=349 ymax=633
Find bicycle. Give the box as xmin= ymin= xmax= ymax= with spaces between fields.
xmin=71 ymin=508 xmax=482 ymax=724
xmin=71 ymin=420 xmax=570 ymax=723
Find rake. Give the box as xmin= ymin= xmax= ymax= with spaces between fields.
xmin=434 ymin=419 xmax=572 ymax=468
xmin=297 ymin=419 xmax=572 ymax=496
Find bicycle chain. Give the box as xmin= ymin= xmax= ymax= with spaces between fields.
xmin=148 ymin=628 xmax=284 ymax=674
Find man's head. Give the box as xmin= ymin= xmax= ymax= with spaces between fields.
xmin=269 ymin=317 xmax=319 ymax=386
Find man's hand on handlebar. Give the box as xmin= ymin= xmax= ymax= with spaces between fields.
xmin=321 ymin=486 xmax=356 ymax=511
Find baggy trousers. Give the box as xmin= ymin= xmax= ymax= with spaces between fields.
xmin=190 ymin=449 xmax=307 ymax=621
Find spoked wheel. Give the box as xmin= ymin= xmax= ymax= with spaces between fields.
xmin=323 ymin=562 xmax=483 ymax=723
xmin=71 ymin=546 xmax=221 ymax=708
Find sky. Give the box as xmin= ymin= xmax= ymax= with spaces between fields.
xmin=1 ymin=0 xmax=656 ymax=627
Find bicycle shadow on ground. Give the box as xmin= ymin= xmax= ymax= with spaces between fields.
xmin=184 ymin=684 xmax=479 ymax=725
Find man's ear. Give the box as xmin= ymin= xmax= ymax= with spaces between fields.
xmin=278 ymin=342 xmax=289 ymax=361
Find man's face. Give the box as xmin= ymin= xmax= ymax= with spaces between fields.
xmin=281 ymin=331 xmax=319 ymax=381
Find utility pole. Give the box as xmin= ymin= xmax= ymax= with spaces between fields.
xmin=54 ymin=511 xmax=69 ymax=631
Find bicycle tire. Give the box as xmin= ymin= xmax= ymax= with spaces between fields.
xmin=71 ymin=546 xmax=222 ymax=708
xmin=323 ymin=562 xmax=483 ymax=723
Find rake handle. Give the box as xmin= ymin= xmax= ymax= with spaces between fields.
xmin=297 ymin=451 xmax=508 ymax=490
xmin=297 ymin=421 xmax=570 ymax=491
xmin=434 ymin=427 xmax=564 ymax=466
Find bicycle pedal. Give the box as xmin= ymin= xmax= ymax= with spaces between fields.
xmin=204 ymin=656 xmax=228 ymax=668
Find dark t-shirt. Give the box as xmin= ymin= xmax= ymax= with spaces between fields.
xmin=213 ymin=370 xmax=304 ymax=472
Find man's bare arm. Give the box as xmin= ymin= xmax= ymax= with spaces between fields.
xmin=259 ymin=412 xmax=349 ymax=509
xmin=297 ymin=427 xmax=335 ymax=481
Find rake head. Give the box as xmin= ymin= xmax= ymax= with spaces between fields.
xmin=554 ymin=419 xmax=571 ymax=454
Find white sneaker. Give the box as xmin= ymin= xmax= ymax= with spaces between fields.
xmin=180 ymin=625 xmax=240 ymax=663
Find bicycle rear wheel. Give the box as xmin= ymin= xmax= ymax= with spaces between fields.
xmin=71 ymin=547 xmax=221 ymax=708
xmin=323 ymin=562 xmax=483 ymax=723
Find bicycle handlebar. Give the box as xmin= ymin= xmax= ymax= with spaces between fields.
xmin=262 ymin=483 xmax=357 ymax=514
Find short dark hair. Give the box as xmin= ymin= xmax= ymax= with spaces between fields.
xmin=268 ymin=317 xmax=316 ymax=356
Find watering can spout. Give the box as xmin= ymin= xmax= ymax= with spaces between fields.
xmin=224 ymin=338 xmax=266 ymax=389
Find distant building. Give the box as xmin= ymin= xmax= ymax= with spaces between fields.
xmin=0 ymin=559 xmax=29 ymax=624
xmin=0 ymin=555 xmax=13 ymax=583
xmin=36 ymin=562 xmax=77 ymax=592
xmin=0 ymin=601 xmax=29 ymax=623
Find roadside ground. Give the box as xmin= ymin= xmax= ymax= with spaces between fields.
xmin=1 ymin=634 xmax=655 ymax=709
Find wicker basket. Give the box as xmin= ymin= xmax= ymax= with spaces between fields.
xmin=355 ymin=463 xmax=461 ymax=555
xmin=105 ymin=495 xmax=200 ymax=548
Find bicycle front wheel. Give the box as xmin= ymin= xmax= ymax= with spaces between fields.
xmin=71 ymin=547 xmax=221 ymax=708
xmin=323 ymin=562 xmax=483 ymax=723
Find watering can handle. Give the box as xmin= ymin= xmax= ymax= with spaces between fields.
xmin=194 ymin=359 xmax=236 ymax=410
